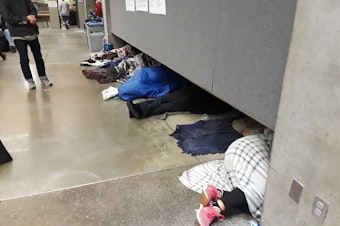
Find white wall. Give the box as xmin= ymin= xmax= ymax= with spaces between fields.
xmin=262 ymin=0 xmax=340 ymax=225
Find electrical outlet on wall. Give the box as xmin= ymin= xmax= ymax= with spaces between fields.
xmin=311 ymin=195 xmax=329 ymax=223
xmin=289 ymin=178 xmax=304 ymax=204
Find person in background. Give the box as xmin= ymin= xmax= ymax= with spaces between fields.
xmin=0 ymin=14 xmax=16 ymax=53
xmin=0 ymin=0 xmax=53 ymax=89
xmin=59 ymin=0 xmax=70 ymax=29
xmin=94 ymin=0 xmax=102 ymax=18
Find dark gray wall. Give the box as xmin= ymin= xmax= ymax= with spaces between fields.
xmin=213 ymin=0 xmax=297 ymax=127
xmin=109 ymin=0 xmax=296 ymax=128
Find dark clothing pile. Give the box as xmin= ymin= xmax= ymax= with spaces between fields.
xmin=170 ymin=118 xmax=243 ymax=156
xmin=82 ymin=57 xmax=129 ymax=84
xmin=162 ymin=85 xmax=232 ymax=114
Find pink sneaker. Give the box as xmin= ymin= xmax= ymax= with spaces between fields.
xmin=200 ymin=184 xmax=223 ymax=206
xmin=196 ymin=204 xmax=224 ymax=226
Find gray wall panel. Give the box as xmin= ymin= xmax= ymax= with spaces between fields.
xmin=171 ymin=0 xmax=219 ymax=89
xmin=109 ymin=0 xmax=217 ymax=90
xmin=108 ymin=0 xmax=296 ymax=128
xmin=109 ymin=0 xmax=175 ymax=65
xmin=213 ymin=0 xmax=296 ymax=127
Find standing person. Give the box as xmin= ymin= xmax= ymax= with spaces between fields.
xmin=0 ymin=14 xmax=16 ymax=53
xmin=0 ymin=0 xmax=52 ymax=89
xmin=58 ymin=0 xmax=70 ymax=29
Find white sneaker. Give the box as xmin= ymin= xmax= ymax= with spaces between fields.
xmin=40 ymin=76 xmax=53 ymax=87
xmin=102 ymin=87 xmax=119 ymax=101
xmin=101 ymin=86 xmax=116 ymax=95
xmin=27 ymin=80 xmax=36 ymax=90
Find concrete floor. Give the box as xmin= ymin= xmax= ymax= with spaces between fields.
xmin=0 ymin=28 xmax=252 ymax=226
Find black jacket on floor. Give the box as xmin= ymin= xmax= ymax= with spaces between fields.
xmin=161 ymin=85 xmax=232 ymax=114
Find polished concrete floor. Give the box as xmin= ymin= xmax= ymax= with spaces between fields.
xmin=0 ymin=28 xmax=252 ymax=226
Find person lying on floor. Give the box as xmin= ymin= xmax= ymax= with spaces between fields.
xmin=80 ymin=44 xmax=137 ymax=66
xmin=95 ymin=44 xmax=136 ymax=61
xmin=126 ymin=83 xmax=233 ymax=118
xmin=193 ymin=128 xmax=273 ymax=226
xmin=82 ymin=53 xmax=161 ymax=84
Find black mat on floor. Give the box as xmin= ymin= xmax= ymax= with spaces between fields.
xmin=0 ymin=140 xmax=12 ymax=164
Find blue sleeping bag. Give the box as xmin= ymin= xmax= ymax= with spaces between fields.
xmin=118 ymin=66 xmax=187 ymax=100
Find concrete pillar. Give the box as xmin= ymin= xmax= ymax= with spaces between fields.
xmin=102 ymin=0 xmax=125 ymax=48
xmin=262 ymin=0 xmax=340 ymax=225
xmin=48 ymin=0 xmax=60 ymax=29
xmin=77 ymin=0 xmax=86 ymax=29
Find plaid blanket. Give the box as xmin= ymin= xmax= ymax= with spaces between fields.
xmin=179 ymin=129 xmax=273 ymax=220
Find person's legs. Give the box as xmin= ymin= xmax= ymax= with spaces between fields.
xmin=219 ymin=188 xmax=250 ymax=217
xmin=62 ymin=16 xmax=69 ymax=29
xmin=127 ymin=99 xmax=179 ymax=118
xmin=60 ymin=17 xmax=65 ymax=28
xmin=127 ymin=99 xmax=163 ymax=118
xmin=27 ymin=38 xmax=45 ymax=77
xmin=66 ymin=16 xmax=70 ymax=28
xmin=28 ymin=38 xmax=52 ymax=86
xmin=147 ymin=102 xmax=179 ymax=116
xmin=2 ymin=29 xmax=16 ymax=52
xmin=196 ymin=188 xmax=250 ymax=226
xmin=14 ymin=39 xmax=34 ymax=82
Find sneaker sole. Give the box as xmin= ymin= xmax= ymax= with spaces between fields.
xmin=194 ymin=219 xmax=202 ymax=226
xmin=196 ymin=205 xmax=204 ymax=226
xmin=41 ymin=83 xmax=53 ymax=87
xmin=127 ymin=101 xmax=140 ymax=118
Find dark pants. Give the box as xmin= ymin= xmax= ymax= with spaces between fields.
xmin=61 ymin=16 xmax=70 ymax=28
xmin=220 ymin=188 xmax=251 ymax=217
xmin=137 ymin=99 xmax=179 ymax=118
xmin=14 ymin=38 xmax=46 ymax=80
